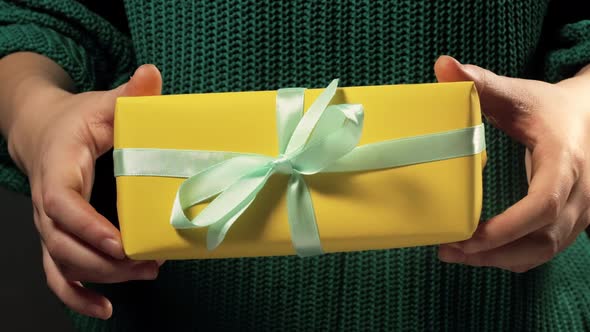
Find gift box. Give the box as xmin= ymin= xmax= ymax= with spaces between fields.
xmin=113 ymin=80 xmax=486 ymax=260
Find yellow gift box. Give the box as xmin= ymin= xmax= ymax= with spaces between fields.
xmin=114 ymin=81 xmax=485 ymax=260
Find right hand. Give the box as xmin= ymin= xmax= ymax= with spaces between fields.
xmin=7 ymin=64 xmax=163 ymax=319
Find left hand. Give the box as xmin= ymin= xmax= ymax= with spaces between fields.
xmin=435 ymin=55 xmax=590 ymax=273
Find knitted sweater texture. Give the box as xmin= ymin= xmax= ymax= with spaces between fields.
xmin=1 ymin=1 xmax=590 ymax=331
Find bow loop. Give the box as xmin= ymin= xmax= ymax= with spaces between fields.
xmin=284 ymin=79 xmax=340 ymax=155
xmin=290 ymin=103 xmax=364 ymax=175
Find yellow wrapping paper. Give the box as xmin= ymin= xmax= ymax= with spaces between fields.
xmin=114 ymin=81 xmax=485 ymax=259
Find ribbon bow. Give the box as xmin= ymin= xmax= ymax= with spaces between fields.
xmin=170 ymin=79 xmax=363 ymax=256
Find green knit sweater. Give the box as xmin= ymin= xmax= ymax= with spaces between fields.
xmin=2 ymin=1 xmax=590 ymax=331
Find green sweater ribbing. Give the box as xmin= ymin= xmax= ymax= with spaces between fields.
xmin=2 ymin=1 xmax=590 ymax=331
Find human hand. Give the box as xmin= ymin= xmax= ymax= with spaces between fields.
xmin=436 ymin=55 xmax=590 ymax=273
xmin=7 ymin=64 xmax=163 ymax=319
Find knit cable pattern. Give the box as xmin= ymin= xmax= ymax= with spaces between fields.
xmin=1 ymin=1 xmax=590 ymax=331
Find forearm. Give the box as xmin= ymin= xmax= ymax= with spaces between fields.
xmin=0 ymin=52 xmax=74 ymax=171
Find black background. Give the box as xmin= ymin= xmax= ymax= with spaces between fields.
xmin=0 ymin=187 xmax=75 ymax=331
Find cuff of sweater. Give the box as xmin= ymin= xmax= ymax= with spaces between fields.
xmin=0 ymin=23 xmax=96 ymax=91
xmin=0 ymin=23 xmax=95 ymax=194
xmin=545 ymin=20 xmax=590 ymax=82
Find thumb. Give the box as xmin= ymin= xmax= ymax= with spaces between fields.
xmin=434 ymin=55 xmax=536 ymax=145
xmin=115 ymin=64 xmax=162 ymax=98
xmin=98 ymin=64 xmax=162 ymax=118
xmin=91 ymin=64 xmax=162 ymax=156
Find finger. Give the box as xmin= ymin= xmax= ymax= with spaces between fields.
xmin=101 ymin=64 xmax=162 ymax=107
xmin=89 ymin=64 xmax=163 ymax=156
xmin=36 ymin=177 xmax=159 ymax=283
xmin=102 ymin=64 xmax=162 ymax=102
xmin=440 ymin=232 xmax=554 ymax=270
xmin=444 ymin=213 xmax=575 ymax=269
xmin=505 ymin=205 xmax=590 ymax=272
xmin=38 ymin=212 xmax=158 ymax=283
xmin=439 ymin=231 xmax=555 ymax=271
xmin=440 ymin=189 xmax=584 ymax=270
xmin=434 ymin=55 xmax=541 ymax=147
xmin=42 ymin=243 xmax=112 ymax=320
xmin=41 ymin=148 xmax=126 ymax=259
xmin=559 ymin=207 xmax=590 ymax=252
xmin=121 ymin=64 xmax=163 ymax=97
xmin=452 ymin=148 xmax=576 ymax=254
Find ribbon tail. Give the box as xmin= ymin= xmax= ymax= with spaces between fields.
xmin=290 ymin=104 xmax=364 ymax=174
xmin=286 ymin=173 xmax=323 ymax=257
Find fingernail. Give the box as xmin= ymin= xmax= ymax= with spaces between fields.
xmin=156 ymin=260 xmax=166 ymax=267
xmin=90 ymin=304 xmax=108 ymax=320
xmin=135 ymin=264 xmax=158 ymax=280
xmin=101 ymin=238 xmax=125 ymax=259
xmin=445 ymin=242 xmax=463 ymax=249
xmin=439 ymin=247 xmax=465 ymax=263
xmin=457 ymin=238 xmax=484 ymax=254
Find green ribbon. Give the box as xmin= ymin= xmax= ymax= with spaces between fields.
xmin=114 ymin=79 xmax=486 ymax=257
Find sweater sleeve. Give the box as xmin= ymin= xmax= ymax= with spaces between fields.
xmin=0 ymin=0 xmax=134 ymax=194
xmin=543 ymin=0 xmax=590 ymax=82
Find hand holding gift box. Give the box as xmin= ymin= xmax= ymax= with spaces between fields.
xmin=114 ymin=80 xmax=486 ymax=259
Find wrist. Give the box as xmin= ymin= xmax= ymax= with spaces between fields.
xmin=6 ymin=77 xmax=72 ymax=175
xmin=0 ymin=52 xmax=75 ymax=174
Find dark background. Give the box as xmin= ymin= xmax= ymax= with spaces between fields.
xmin=0 ymin=187 xmax=75 ymax=331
